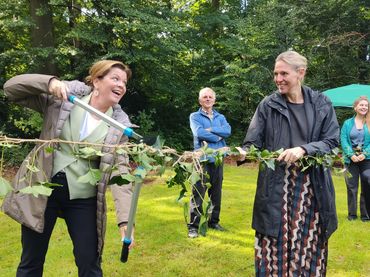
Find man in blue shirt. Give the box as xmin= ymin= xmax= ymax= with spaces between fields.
xmin=188 ymin=87 xmax=231 ymax=238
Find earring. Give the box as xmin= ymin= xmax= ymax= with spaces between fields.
xmin=94 ymin=89 xmax=99 ymax=96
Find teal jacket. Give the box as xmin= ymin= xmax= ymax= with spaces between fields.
xmin=340 ymin=117 xmax=370 ymax=164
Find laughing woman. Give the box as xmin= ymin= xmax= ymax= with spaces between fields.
xmin=237 ymin=51 xmax=339 ymax=276
xmin=340 ymin=96 xmax=370 ymax=222
xmin=2 ymin=60 xmax=135 ymax=277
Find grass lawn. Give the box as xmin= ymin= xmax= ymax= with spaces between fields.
xmin=1 ymin=164 xmax=370 ymax=276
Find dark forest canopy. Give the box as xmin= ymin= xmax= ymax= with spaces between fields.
xmin=0 ymin=0 xmax=369 ymax=150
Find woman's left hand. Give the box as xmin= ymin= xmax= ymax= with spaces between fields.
xmin=358 ymin=154 xmax=366 ymax=161
xmin=277 ymin=147 xmax=306 ymax=163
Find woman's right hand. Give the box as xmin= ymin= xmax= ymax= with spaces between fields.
xmin=48 ymin=78 xmax=68 ymax=101
xmin=351 ymin=155 xmax=360 ymax=163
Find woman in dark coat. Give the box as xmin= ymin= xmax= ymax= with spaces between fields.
xmin=237 ymin=51 xmax=339 ymax=276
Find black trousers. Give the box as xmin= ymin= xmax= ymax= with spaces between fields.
xmin=16 ymin=172 xmax=103 ymax=277
xmin=345 ymin=160 xmax=370 ymax=218
xmin=188 ymin=162 xmax=224 ymax=229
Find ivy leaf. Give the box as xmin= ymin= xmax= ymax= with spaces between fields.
xmin=177 ymin=188 xmax=187 ymax=201
xmin=75 ymin=147 xmax=105 ymax=159
xmin=151 ymin=136 xmax=164 ymax=149
xmin=189 ymin=171 xmax=201 ymax=186
xmin=0 ymin=177 xmax=13 ymax=196
xmin=77 ymin=169 xmax=102 ymax=185
xmin=199 ymin=220 xmax=208 ymax=237
xmin=109 ymin=173 xmax=136 ymax=185
xmin=139 ymin=153 xmax=155 ymax=171
xmin=19 ymin=185 xmax=53 ymax=197
xmin=158 ymin=165 xmax=166 ymax=176
xmin=36 ymin=181 xmax=62 ymax=188
xmin=45 ymin=146 xmax=54 ymax=154
xmin=275 ymin=148 xmax=284 ymax=155
xmin=263 ymin=159 xmax=275 ymax=170
xmin=214 ymin=154 xmax=224 ymax=166
xmin=164 ymin=156 xmax=173 ymax=162
xmin=261 ymin=149 xmax=270 ymax=158
xmin=182 ymin=201 xmax=189 ymax=224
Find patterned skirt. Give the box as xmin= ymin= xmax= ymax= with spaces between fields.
xmin=255 ymin=165 xmax=328 ymax=277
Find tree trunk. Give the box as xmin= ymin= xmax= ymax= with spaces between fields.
xmin=212 ymin=0 xmax=220 ymax=10
xmin=29 ymin=0 xmax=57 ymax=74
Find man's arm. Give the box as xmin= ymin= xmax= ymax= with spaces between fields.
xmin=208 ymin=115 xmax=231 ymax=138
xmin=190 ymin=113 xmax=221 ymax=143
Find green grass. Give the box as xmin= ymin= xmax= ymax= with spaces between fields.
xmin=1 ymin=165 xmax=370 ymax=276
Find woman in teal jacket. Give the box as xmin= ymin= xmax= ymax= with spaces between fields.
xmin=340 ymin=96 xmax=370 ymax=221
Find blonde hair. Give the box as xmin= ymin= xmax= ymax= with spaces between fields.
xmin=199 ymin=87 xmax=216 ymax=100
xmin=276 ymin=50 xmax=307 ymax=71
xmin=276 ymin=51 xmax=307 ymax=82
xmin=353 ymin=96 xmax=370 ymax=129
xmin=85 ymin=60 xmax=132 ymax=87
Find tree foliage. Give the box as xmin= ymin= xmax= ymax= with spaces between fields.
xmin=0 ymin=0 xmax=369 ymax=149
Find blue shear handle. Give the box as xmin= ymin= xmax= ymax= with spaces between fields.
xmin=123 ymin=127 xmax=133 ymax=137
xmin=120 ymin=238 xmax=131 ymax=263
xmin=68 ymin=95 xmax=76 ymax=103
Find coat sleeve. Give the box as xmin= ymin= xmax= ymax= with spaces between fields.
xmin=189 ymin=113 xmax=221 ymax=143
xmin=210 ymin=115 xmax=231 ymax=138
xmin=4 ymin=74 xmax=55 ymax=113
xmin=340 ymin=119 xmax=354 ymax=158
xmin=109 ymin=120 xmax=133 ymax=226
xmin=362 ymin=126 xmax=370 ymax=158
xmin=4 ymin=74 xmax=91 ymax=113
xmin=241 ymin=101 xmax=267 ymax=150
xmin=301 ymin=101 xmax=339 ymax=155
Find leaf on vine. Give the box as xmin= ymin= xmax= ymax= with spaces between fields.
xmin=75 ymin=147 xmax=105 ymax=159
xmin=77 ymin=169 xmax=102 ymax=185
xmin=19 ymin=185 xmax=53 ymax=197
xmin=151 ymin=136 xmax=164 ymax=149
xmin=181 ymin=162 xmax=193 ymax=173
xmin=139 ymin=153 xmax=155 ymax=171
xmin=261 ymin=149 xmax=270 ymax=158
xmin=183 ymin=202 xmax=189 ymax=224
xmin=199 ymin=220 xmax=208 ymax=236
xmin=36 ymin=181 xmax=62 ymax=188
xmin=189 ymin=171 xmax=201 ymax=186
xmin=164 ymin=156 xmax=173 ymax=162
xmin=263 ymin=159 xmax=275 ymax=170
xmin=109 ymin=173 xmax=135 ymax=185
xmin=45 ymin=146 xmax=54 ymax=154
xmin=214 ymin=154 xmax=224 ymax=166
xmin=158 ymin=165 xmax=166 ymax=176
xmin=177 ymin=188 xmax=187 ymax=201
xmin=0 ymin=177 xmax=13 ymax=196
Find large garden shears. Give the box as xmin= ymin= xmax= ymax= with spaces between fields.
xmin=68 ymin=95 xmax=143 ymax=263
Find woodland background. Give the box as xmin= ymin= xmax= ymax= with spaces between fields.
xmin=0 ymin=0 xmax=369 ymax=158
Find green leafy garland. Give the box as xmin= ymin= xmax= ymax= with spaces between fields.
xmin=0 ymin=136 xmax=345 ymax=235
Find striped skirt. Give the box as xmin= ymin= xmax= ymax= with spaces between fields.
xmin=255 ymin=165 xmax=328 ymax=277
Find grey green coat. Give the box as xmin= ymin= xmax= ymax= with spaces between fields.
xmin=1 ymin=74 xmax=133 ymax=255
